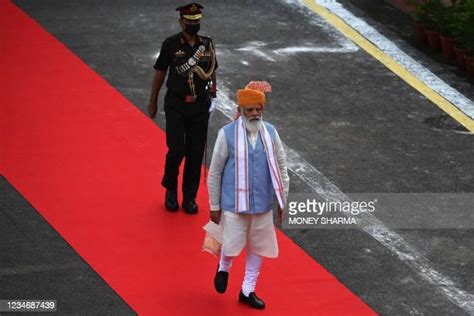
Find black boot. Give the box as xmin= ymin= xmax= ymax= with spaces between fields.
xmin=182 ymin=199 xmax=198 ymax=214
xmin=214 ymin=265 xmax=229 ymax=294
xmin=239 ymin=291 xmax=265 ymax=309
xmin=164 ymin=190 xmax=179 ymax=212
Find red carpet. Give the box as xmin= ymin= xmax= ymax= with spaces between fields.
xmin=1 ymin=1 xmax=375 ymax=314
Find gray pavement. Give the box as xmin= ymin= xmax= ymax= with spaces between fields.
xmin=341 ymin=0 xmax=474 ymax=103
xmin=0 ymin=177 xmax=135 ymax=315
xmin=5 ymin=0 xmax=474 ymax=314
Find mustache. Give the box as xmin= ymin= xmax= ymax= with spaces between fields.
xmin=249 ymin=117 xmax=261 ymax=121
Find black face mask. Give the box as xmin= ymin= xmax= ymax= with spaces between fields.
xmin=184 ymin=23 xmax=200 ymax=36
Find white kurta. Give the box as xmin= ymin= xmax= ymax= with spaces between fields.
xmin=222 ymin=210 xmax=279 ymax=258
xmin=207 ymin=122 xmax=289 ymax=258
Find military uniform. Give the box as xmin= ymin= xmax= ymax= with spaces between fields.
xmin=153 ymin=4 xmax=218 ymax=210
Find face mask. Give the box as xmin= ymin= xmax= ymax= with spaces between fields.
xmin=184 ymin=23 xmax=200 ymax=36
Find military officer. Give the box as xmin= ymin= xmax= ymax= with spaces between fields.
xmin=148 ymin=3 xmax=218 ymax=214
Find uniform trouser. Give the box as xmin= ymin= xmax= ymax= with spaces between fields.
xmin=161 ymin=92 xmax=210 ymax=201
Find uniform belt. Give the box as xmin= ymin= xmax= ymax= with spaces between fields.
xmin=168 ymin=89 xmax=209 ymax=103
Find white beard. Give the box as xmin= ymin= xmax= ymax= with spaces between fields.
xmin=243 ymin=116 xmax=262 ymax=133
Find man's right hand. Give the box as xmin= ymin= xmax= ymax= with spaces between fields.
xmin=210 ymin=210 xmax=222 ymax=224
xmin=148 ymin=100 xmax=158 ymax=119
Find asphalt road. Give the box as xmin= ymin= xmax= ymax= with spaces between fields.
xmin=3 ymin=0 xmax=474 ymax=314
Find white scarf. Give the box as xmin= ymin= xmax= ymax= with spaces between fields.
xmin=234 ymin=117 xmax=286 ymax=213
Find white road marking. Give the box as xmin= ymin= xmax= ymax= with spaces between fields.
xmin=154 ymin=14 xmax=359 ymax=62
xmin=237 ymin=39 xmax=357 ymax=61
xmin=237 ymin=44 xmax=277 ymax=62
xmin=273 ymin=46 xmax=357 ymax=54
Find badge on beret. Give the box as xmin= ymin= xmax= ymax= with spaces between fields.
xmin=176 ymin=3 xmax=203 ymax=20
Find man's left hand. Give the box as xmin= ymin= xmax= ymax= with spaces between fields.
xmin=210 ymin=210 xmax=221 ymax=224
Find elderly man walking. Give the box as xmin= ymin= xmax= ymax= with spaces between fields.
xmin=207 ymin=81 xmax=289 ymax=309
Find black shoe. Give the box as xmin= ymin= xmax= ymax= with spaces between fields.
xmin=239 ymin=291 xmax=265 ymax=310
xmin=214 ymin=265 xmax=228 ymax=294
xmin=165 ymin=190 xmax=179 ymax=212
xmin=182 ymin=199 xmax=198 ymax=214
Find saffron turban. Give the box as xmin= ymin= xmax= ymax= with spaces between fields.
xmin=236 ymin=81 xmax=272 ymax=108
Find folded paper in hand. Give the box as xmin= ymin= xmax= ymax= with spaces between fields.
xmin=202 ymin=220 xmax=223 ymax=257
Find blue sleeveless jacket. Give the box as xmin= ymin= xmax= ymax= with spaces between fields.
xmin=221 ymin=120 xmax=277 ymax=214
